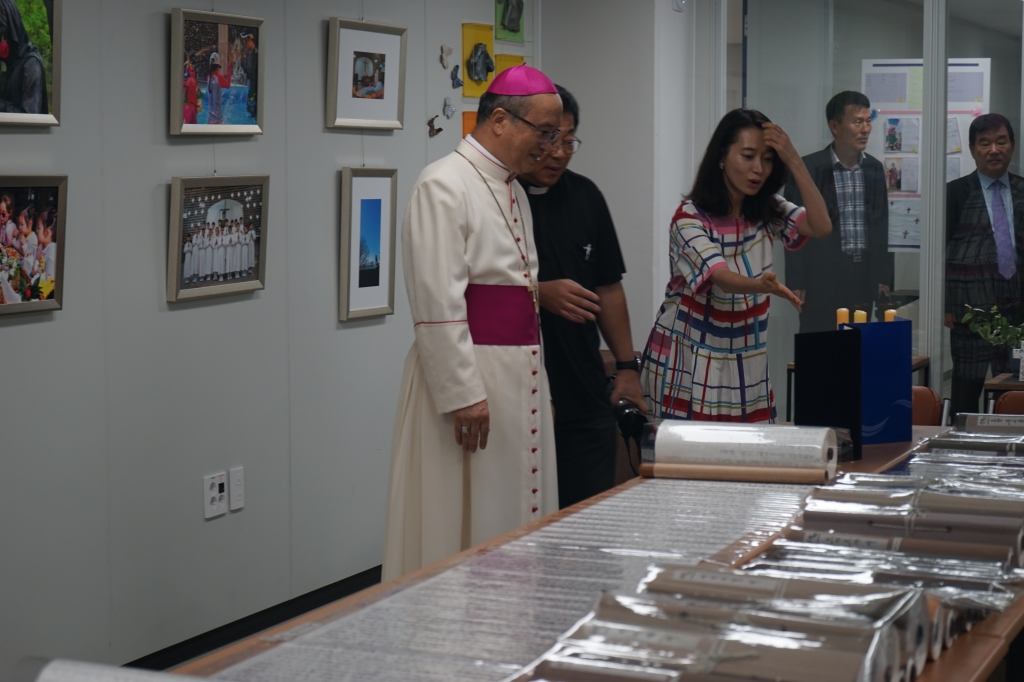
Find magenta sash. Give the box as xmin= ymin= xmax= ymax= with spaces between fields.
xmin=465 ymin=283 xmax=539 ymax=346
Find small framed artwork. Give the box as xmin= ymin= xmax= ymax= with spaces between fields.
xmin=0 ymin=0 xmax=62 ymax=126
xmin=0 ymin=176 xmax=67 ymax=315
xmin=339 ymin=168 xmax=396 ymax=321
xmin=169 ymin=8 xmax=264 ymax=136
xmin=495 ymin=0 xmax=525 ymax=43
xmin=167 ymin=175 xmax=269 ymax=303
xmin=326 ymin=18 xmax=407 ymax=130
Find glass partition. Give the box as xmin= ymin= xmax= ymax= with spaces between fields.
xmin=743 ymin=0 xmax=927 ymax=417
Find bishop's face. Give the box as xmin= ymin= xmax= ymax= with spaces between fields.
xmin=507 ymin=94 xmax=563 ymax=176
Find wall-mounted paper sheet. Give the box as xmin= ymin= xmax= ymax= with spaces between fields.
xmin=947 ymin=155 xmax=962 ymax=182
xmin=865 ymin=72 xmax=909 ymax=104
xmin=889 ymin=197 xmax=922 ymax=250
xmin=947 ymin=117 xmax=963 ymax=154
xmin=884 ymin=157 xmax=919 ymax=193
xmin=948 ymin=71 xmax=985 ymax=102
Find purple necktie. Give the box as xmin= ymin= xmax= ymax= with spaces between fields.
xmin=991 ymin=180 xmax=1016 ymax=279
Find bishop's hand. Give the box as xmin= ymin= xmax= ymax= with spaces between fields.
xmin=453 ymin=399 xmax=490 ymax=453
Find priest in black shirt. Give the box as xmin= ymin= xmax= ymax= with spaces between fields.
xmin=519 ymin=85 xmax=646 ymax=509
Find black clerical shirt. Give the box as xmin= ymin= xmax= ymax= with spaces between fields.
xmin=524 ymin=169 xmax=626 ymax=422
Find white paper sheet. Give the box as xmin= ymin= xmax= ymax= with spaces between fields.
xmin=947 ymin=117 xmax=963 ymax=154
xmin=865 ymin=72 xmax=908 ymax=104
xmin=888 ymin=197 xmax=922 ymax=250
xmin=948 ymin=71 xmax=985 ymax=102
xmin=947 ymin=155 xmax=962 ymax=182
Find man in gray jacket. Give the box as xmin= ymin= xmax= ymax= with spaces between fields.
xmin=785 ymin=91 xmax=892 ymax=333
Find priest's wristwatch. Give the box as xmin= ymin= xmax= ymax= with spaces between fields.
xmin=615 ymin=358 xmax=641 ymax=373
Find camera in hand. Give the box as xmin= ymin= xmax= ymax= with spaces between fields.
xmin=614 ymin=398 xmax=648 ymax=444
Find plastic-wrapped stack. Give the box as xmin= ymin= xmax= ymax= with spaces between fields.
xmin=504 ymin=566 xmax=923 ymax=682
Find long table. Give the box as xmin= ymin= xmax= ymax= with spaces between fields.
xmin=175 ymin=425 xmax=1018 ymax=682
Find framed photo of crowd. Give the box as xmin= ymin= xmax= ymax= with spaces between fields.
xmin=0 ymin=175 xmax=67 ymax=315
xmin=326 ymin=18 xmax=407 ymax=130
xmin=169 ymin=8 xmax=264 ymax=136
xmin=167 ymin=175 xmax=269 ymax=303
xmin=338 ymin=167 xmax=396 ymax=321
xmin=0 ymin=0 xmax=62 ymax=126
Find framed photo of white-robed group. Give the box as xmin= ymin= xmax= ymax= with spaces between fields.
xmin=326 ymin=18 xmax=407 ymax=130
xmin=339 ymin=167 xmax=397 ymax=321
xmin=167 ymin=175 xmax=269 ymax=302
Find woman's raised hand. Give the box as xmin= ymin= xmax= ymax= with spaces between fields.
xmin=761 ymin=123 xmax=801 ymax=167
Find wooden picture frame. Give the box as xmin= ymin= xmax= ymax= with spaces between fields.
xmin=339 ymin=168 xmax=397 ymax=320
xmin=0 ymin=175 xmax=67 ymax=314
xmin=170 ymin=9 xmax=265 ymax=136
xmin=326 ymin=18 xmax=407 ymax=130
xmin=167 ymin=175 xmax=269 ymax=302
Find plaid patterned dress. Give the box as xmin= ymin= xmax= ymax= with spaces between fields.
xmin=641 ymin=197 xmax=807 ymax=422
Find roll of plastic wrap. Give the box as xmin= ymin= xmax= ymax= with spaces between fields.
xmin=926 ymin=597 xmax=945 ymax=660
xmin=653 ymin=423 xmax=838 ymax=482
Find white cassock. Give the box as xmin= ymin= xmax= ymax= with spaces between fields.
xmin=382 ymin=137 xmax=558 ymax=581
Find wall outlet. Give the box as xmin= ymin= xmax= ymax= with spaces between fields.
xmin=229 ymin=466 xmax=245 ymax=511
xmin=203 ymin=472 xmax=228 ymax=519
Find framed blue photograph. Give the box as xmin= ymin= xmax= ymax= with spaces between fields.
xmin=339 ymin=167 xmax=396 ymax=320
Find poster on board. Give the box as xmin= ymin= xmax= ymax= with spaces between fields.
xmin=862 ymin=58 xmax=990 ymax=252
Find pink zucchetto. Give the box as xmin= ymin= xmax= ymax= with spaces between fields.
xmin=485 ymin=64 xmax=558 ymax=96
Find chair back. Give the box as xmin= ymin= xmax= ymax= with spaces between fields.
xmin=994 ymin=391 xmax=1024 ymax=415
xmin=911 ymin=385 xmax=942 ymax=426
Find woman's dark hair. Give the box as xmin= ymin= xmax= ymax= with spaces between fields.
xmin=688 ymin=108 xmax=788 ymax=225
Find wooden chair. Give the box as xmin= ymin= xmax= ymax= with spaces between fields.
xmin=994 ymin=390 xmax=1024 ymax=415
xmin=911 ymin=385 xmax=942 ymax=426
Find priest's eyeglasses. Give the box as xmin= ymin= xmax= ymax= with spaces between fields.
xmin=559 ymin=137 xmax=582 ymax=155
xmin=505 ymin=109 xmax=562 ymax=146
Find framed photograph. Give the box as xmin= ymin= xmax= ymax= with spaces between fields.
xmin=167 ymin=175 xmax=269 ymax=303
xmin=0 ymin=176 xmax=67 ymax=315
xmin=170 ymin=9 xmax=264 ymax=136
xmin=0 ymin=0 xmax=62 ymax=126
xmin=326 ymin=18 xmax=407 ymax=130
xmin=339 ymin=168 xmax=396 ymax=321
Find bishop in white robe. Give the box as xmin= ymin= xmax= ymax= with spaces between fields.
xmin=383 ymin=66 xmax=565 ymax=581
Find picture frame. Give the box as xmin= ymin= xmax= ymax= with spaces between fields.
xmin=169 ymin=8 xmax=265 ymax=136
xmin=0 ymin=0 xmax=62 ymax=126
xmin=339 ymin=168 xmax=397 ymax=321
xmin=167 ymin=175 xmax=269 ymax=303
xmin=326 ymin=18 xmax=407 ymax=130
xmin=0 ymin=175 xmax=67 ymax=315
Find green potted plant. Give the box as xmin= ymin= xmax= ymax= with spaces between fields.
xmin=962 ymin=305 xmax=1024 ymax=381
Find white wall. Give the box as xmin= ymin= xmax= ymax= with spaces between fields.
xmin=540 ymin=0 xmax=689 ymax=351
xmin=0 ymin=0 xmax=537 ymax=675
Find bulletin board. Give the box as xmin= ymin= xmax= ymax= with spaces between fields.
xmin=861 ymin=58 xmax=990 ymax=252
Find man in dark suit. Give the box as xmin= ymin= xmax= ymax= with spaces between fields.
xmin=945 ymin=114 xmax=1024 ymax=415
xmin=785 ymin=91 xmax=892 ymax=333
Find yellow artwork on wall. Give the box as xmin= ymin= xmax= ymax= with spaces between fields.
xmin=461 ymin=23 xmax=494 ymax=98
xmin=494 ymin=54 xmax=525 ymax=77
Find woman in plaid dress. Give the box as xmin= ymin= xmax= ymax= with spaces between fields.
xmin=641 ymin=109 xmax=832 ymax=422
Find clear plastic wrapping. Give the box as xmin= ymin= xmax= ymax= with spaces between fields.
xmin=504 ymin=592 xmax=896 ymax=682
xmin=640 ymin=421 xmax=838 ymax=484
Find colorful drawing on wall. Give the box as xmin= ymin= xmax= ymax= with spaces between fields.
xmin=0 ymin=0 xmax=62 ymax=126
xmin=352 ymin=51 xmax=385 ymax=100
xmin=339 ymin=168 xmax=397 ymax=321
xmin=0 ymin=176 xmax=66 ymax=315
xmin=327 ymin=18 xmax=407 ymax=129
xmin=167 ymin=175 xmax=269 ymax=302
xmin=461 ymin=23 xmax=494 ymax=98
xmin=170 ymin=9 xmax=264 ymax=136
xmin=495 ymin=0 xmax=525 ymax=42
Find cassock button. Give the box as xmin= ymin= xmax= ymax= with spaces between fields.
xmin=532 ymin=489 xmax=538 ymax=494
xmin=521 ymin=255 xmax=526 ymax=261
xmin=532 ymin=468 xmax=538 ymax=473
xmin=532 ymin=370 xmax=538 ymax=375
xmin=531 ymin=428 xmax=537 ymax=434
xmin=516 ymin=237 xmax=521 ymax=242
xmin=532 ymin=389 xmax=537 ymax=394
xmin=523 ymin=273 xmax=529 ymax=278
xmin=514 ymin=218 xmax=518 ymax=223
xmin=532 ymin=507 xmax=538 ymax=513
xmin=532 ymin=350 xmax=538 ymax=355
xmin=531 ymin=409 xmax=537 ymax=414
xmin=531 ymin=447 xmax=537 ymax=453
